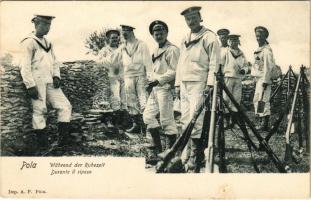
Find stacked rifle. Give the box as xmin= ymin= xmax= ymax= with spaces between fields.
xmin=156 ymin=65 xmax=310 ymax=173
xmin=266 ymin=65 xmax=310 ymax=172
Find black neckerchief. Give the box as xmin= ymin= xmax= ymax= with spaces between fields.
xmin=184 ymin=36 xmax=203 ymax=48
xmin=152 ymin=50 xmax=166 ymax=63
xmin=21 ymin=37 xmax=52 ymax=53
xmin=230 ymin=49 xmax=243 ymax=59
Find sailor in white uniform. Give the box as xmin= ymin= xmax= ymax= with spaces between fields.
xmin=19 ymin=15 xmax=72 ymax=149
xmin=251 ymin=26 xmax=275 ymax=131
xmin=221 ymin=34 xmax=249 ymax=128
xmin=143 ymin=20 xmax=180 ymax=161
xmin=119 ymin=25 xmax=152 ymax=134
xmin=175 ymin=6 xmax=220 ymax=171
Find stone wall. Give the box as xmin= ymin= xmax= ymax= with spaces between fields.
xmin=0 ymin=60 xmax=110 ymax=155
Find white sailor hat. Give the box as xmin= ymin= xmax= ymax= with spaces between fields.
xmin=31 ymin=15 xmax=55 ymax=23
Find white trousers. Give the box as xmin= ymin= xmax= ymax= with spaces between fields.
xmin=253 ymin=78 xmax=271 ymax=117
xmin=223 ymin=77 xmax=242 ymax=112
xmin=109 ymin=77 xmax=127 ymax=111
xmin=32 ymin=82 xmax=72 ymax=130
xmin=124 ymin=75 xmax=147 ymax=115
xmin=180 ymin=81 xmax=206 ymax=139
xmin=143 ymin=86 xmax=178 ymax=135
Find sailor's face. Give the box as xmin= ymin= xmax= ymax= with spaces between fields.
xmin=219 ymin=35 xmax=228 ymax=46
xmin=184 ymin=13 xmax=201 ymax=31
xmin=109 ymin=33 xmax=120 ymax=47
xmin=256 ymin=31 xmax=266 ymax=45
xmin=152 ymin=29 xmax=167 ymax=45
xmin=36 ymin=20 xmax=51 ymax=35
xmin=229 ymin=39 xmax=239 ymax=49
xmin=122 ymin=30 xmax=131 ymax=40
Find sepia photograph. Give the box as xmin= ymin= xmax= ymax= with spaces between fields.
xmin=0 ymin=0 xmax=310 ymax=198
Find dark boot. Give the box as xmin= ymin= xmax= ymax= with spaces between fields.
xmin=230 ymin=112 xmax=239 ymax=128
xmin=224 ymin=113 xmax=231 ymax=129
xmin=146 ymin=127 xmax=162 ymax=165
xmin=121 ymin=110 xmax=131 ymax=129
xmin=166 ymin=134 xmax=177 ymax=150
xmin=58 ymin=122 xmax=72 ymax=146
xmin=186 ymin=138 xmax=201 ymax=172
xmin=126 ymin=114 xmax=140 ymax=133
xmin=113 ymin=110 xmax=123 ymax=130
xmin=35 ymin=129 xmax=49 ymax=152
xmin=138 ymin=114 xmax=147 ymax=135
xmin=261 ymin=115 xmax=270 ymax=131
xmin=255 ymin=117 xmax=263 ymax=130
xmin=158 ymin=134 xmax=177 ymax=160
xmin=106 ymin=114 xmax=114 ymax=129
xmin=126 ymin=114 xmax=141 ymax=133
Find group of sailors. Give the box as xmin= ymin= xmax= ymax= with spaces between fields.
xmin=19 ymin=6 xmax=276 ymax=166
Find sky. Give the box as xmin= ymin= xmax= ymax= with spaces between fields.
xmin=0 ymin=1 xmax=310 ymax=72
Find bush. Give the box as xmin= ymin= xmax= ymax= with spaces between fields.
xmin=84 ymin=27 xmax=121 ymax=56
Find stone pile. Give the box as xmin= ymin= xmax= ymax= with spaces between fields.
xmin=1 ymin=60 xmax=112 ymax=155
xmin=0 ymin=64 xmax=33 ymax=153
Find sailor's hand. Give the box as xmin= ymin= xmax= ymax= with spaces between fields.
xmin=204 ymin=85 xmax=213 ymax=94
xmin=27 ymin=87 xmax=39 ymax=100
xmin=175 ymin=86 xmax=180 ymax=99
xmin=262 ymin=82 xmax=268 ymax=90
xmin=146 ymin=80 xmax=159 ymax=94
xmin=239 ymin=69 xmax=246 ymax=75
xmin=53 ymin=77 xmax=61 ymax=88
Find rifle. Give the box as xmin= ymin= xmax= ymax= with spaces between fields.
xmin=220 ymin=80 xmax=286 ymax=173
xmin=284 ymin=66 xmax=302 ymax=170
xmin=205 ymin=67 xmax=220 ymax=173
xmin=156 ymin=90 xmax=212 ymax=173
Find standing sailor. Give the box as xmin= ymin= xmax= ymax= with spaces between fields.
xmin=119 ymin=25 xmax=152 ymax=134
xmin=143 ymin=20 xmax=180 ymax=162
xmin=222 ymin=34 xmax=249 ymax=128
xmin=97 ymin=29 xmax=127 ymax=130
xmin=217 ymin=28 xmax=230 ymax=64
xmin=175 ymin=6 xmax=220 ymax=171
xmin=251 ymin=26 xmax=274 ymax=131
xmin=19 ymin=15 xmax=72 ymax=149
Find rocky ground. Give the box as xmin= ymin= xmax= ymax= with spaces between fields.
xmin=32 ymin=109 xmax=309 ymax=174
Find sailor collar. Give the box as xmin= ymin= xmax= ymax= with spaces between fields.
xmin=21 ymin=33 xmax=52 ymax=53
xmin=184 ymin=26 xmax=209 ymax=48
xmin=254 ymin=44 xmax=269 ymax=54
xmin=123 ymin=39 xmax=140 ymax=57
xmin=152 ymin=40 xmax=172 ymax=62
xmin=229 ymin=48 xmax=243 ymax=59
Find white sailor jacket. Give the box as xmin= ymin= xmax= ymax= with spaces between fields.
xmin=220 ymin=46 xmax=228 ymax=66
xmin=19 ymin=33 xmax=61 ymax=89
xmin=118 ymin=39 xmax=152 ymax=78
xmin=97 ymin=46 xmax=123 ymax=78
xmin=222 ymin=48 xmax=248 ymax=78
xmin=251 ymin=44 xmax=275 ymax=84
xmin=175 ymin=26 xmax=220 ymax=87
xmin=151 ymin=41 xmax=180 ymax=87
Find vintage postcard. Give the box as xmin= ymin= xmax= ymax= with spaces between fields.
xmin=0 ymin=0 xmax=310 ymax=199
